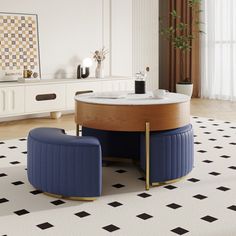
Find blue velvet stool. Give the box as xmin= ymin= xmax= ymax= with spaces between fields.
xmin=140 ymin=124 xmax=194 ymax=183
xmin=27 ymin=128 xmax=102 ymax=200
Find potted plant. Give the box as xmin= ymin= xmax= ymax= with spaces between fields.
xmin=160 ymin=0 xmax=203 ymax=97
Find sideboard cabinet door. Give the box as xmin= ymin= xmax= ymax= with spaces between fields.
xmin=25 ymin=84 xmax=66 ymax=113
xmin=0 ymin=87 xmax=25 ymax=117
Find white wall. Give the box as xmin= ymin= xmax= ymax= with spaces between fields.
xmin=1 ymin=0 xmax=104 ymax=79
xmin=111 ymin=0 xmax=133 ymax=77
xmin=133 ymin=0 xmax=159 ymax=90
xmin=0 ymin=0 xmax=159 ymax=88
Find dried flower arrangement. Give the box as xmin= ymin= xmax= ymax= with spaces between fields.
xmin=93 ymin=47 xmax=109 ymax=64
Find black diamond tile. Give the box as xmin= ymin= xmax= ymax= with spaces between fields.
xmin=75 ymin=211 xmax=90 ymax=218
xmin=22 ymin=151 xmax=27 ymax=154
xmin=188 ymin=178 xmax=200 ymax=183
xmin=230 ymin=142 xmax=236 ymax=145
xmin=229 ymin=166 xmax=236 ymax=170
xmin=214 ymin=146 xmax=223 ymax=149
xmin=212 ymin=124 xmax=219 ymax=126
xmin=166 ymin=203 xmax=182 ymax=209
xmin=198 ymin=150 xmax=207 ymax=153
xmin=137 ymin=193 xmax=152 ymax=198
xmin=103 ymin=224 xmax=120 ymax=232
xmin=0 ymin=142 xmax=5 ymax=144
xmin=230 ymin=127 xmax=236 ymax=129
xmin=208 ymin=118 xmax=215 ymax=121
xmin=19 ymin=138 xmax=27 ymax=141
xmin=37 ymin=222 xmax=54 ymax=230
xmin=209 ymin=172 xmax=221 ymax=176
xmin=203 ymin=160 xmax=213 ymax=163
xmin=171 ymin=227 xmax=189 ymax=235
xmin=221 ymin=155 xmax=231 ymax=159
xmin=193 ymin=116 xmax=199 ymax=119
xmin=0 ymin=198 xmax=9 ymax=204
xmin=196 ymin=121 xmax=203 ymax=123
xmin=228 ymin=205 xmax=236 ymax=211
xmin=51 ymin=200 xmax=66 ymax=206
xmin=199 ymin=126 xmax=207 ymax=128
xmin=194 ymin=135 xmax=197 ymax=137
xmin=116 ymin=169 xmax=127 ymax=174
xmin=0 ymin=155 xmax=6 ymax=159
xmin=223 ymin=135 xmax=231 ymax=138
xmin=12 ymin=181 xmax=24 ymax=186
xmin=209 ymin=138 xmax=217 ymax=141
xmin=194 ymin=142 xmax=202 ymax=145
xmin=217 ymin=186 xmax=230 ymax=192
xmin=224 ymin=121 xmax=231 ymax=124
xmin=201 ymin=215 xmax=218 ymax=223
xmin=138 ymin=177 xmax=145 ymax=181
xmin=10 ymin=161 xmax=20 ymax=165
xmin=8 ymin=146 xmax=17 ymax=149
xmin=164 ymin=185 xmax=177 ymax=190
xmin=204 ymin=132 xmax=211 ymax=134
xmin=112 ymin=184 xmax=125 ymax=188
xmin=193 ymin=194 xmax=208 ymax=200
xmin=136 ymin=213 xmax=153 ymax=220
xmin=108 ymin=201 xmax=123 ymax=207
xmin=217 ymin=129 xmax=224 ymax=132
xmin=30 ymin=190 xmax=43 ymax=195
xmin=0 ymin=173 xmax=7 ymax=177
xmin=14 ymin=209 xmax=30 ymax=216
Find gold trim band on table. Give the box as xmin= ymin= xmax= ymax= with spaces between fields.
xmin=44 ymin=192 xmax=97 ymax=201
xmin=145 ymin=122 xmax=150 ymax=191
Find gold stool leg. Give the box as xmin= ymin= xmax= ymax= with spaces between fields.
xmin=145 ymin=122 xmax=150 ymax=191
xmin=44 ymin=192 xmax=97 ymax=201
xmin=76 ymin=124 xmax=80 ymax=136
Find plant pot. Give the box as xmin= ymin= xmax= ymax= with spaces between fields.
xmin=176 ymin=83 xmax=193 ymax=97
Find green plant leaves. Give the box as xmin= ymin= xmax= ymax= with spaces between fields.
xmin=159 ymin=0 xmax=204 ymax=52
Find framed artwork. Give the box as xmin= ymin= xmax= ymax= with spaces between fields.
xmin=0 ymin=12 xmax=41 ymax=78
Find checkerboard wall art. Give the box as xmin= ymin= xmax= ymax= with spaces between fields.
xmin=0 ymin=13 xmax=41 ymax=77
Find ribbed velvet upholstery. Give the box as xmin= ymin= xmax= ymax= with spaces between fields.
xmin=27 ymin=128 xmax=102 ymax=198
xmin=82 ymin=127 xmax=140 ymax=160
xmin=140 ymin=124 xmax=194 ymax=183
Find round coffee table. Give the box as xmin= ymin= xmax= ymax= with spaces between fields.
xmin=75 ymin=92 xmax=190 ymax=190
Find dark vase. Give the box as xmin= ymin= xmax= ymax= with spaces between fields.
xmin=135 ymin=80 xmax=145 ymax=94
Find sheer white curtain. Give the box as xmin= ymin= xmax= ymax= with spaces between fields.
xmin=201 ymin=0 xmax=236 ymax=100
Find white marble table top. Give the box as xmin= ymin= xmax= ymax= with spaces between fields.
xmin=75 ymin=91 xmax=190 ymax=105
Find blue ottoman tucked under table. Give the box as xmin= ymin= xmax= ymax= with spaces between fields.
xmin=140 ymin=124 xmax=194 ymax=185
xmin=83 ymin=124 xmax=194 ymax=187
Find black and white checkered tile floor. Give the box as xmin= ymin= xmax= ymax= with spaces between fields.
xmin=0 ymin=117 xmax=236 ymax=235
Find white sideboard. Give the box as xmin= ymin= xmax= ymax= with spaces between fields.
xmin=0 ymin=77 xmax=134 ymax=119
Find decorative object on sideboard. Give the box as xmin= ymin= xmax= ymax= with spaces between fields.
xmin=77 ymin=58 xmax=93 ymax=79
xmin=135 ymin=71 xmax=146 ymax=94
xmin=23 ymin=69 xmax=33 ymax=78
xmin=93 ymin=47 xmax=109 ymax=79
xmin=0 ymin=12 xmax=41 ymax=82
xmin=159 ymin=0 xmax=203 ymax=97
xmin=0 ymin=71 xmax=21 ymax=82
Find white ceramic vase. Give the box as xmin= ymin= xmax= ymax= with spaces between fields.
xmin=95 ymin=61 xmax=104 ymax=78
xmin=176 ymin=83 xmax=193 ymax=97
